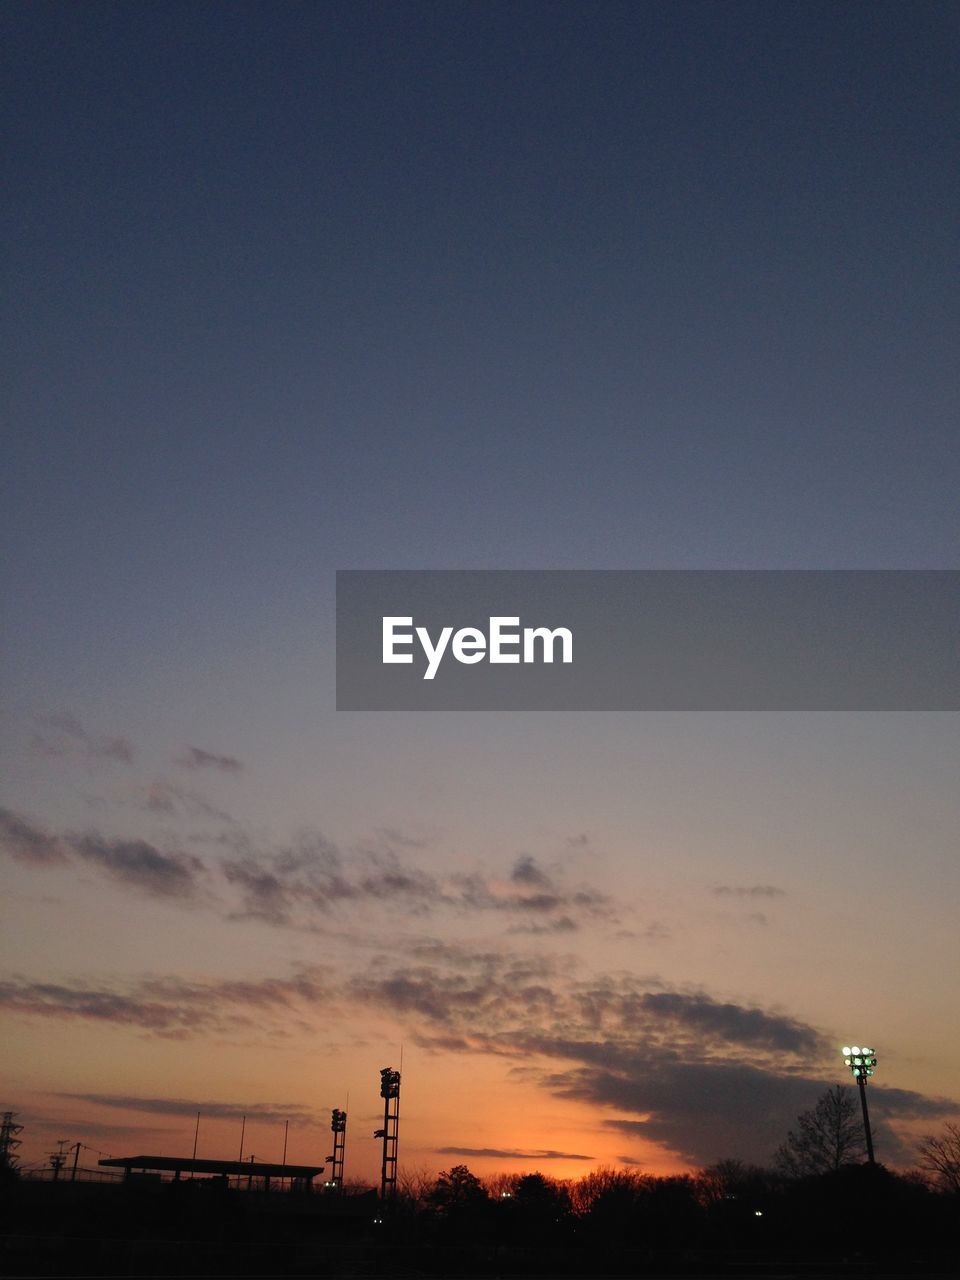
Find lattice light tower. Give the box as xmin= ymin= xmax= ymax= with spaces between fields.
xmin=326 ymin=1108 xmax=347 ymax=1190
xmin=842 ymin=1044 xmax=878 ymax=1165
xmin=0 ymin=1112 xmax=23 ymax=1172
xmin=374 ymin=1067 xmax=401 ymax=1201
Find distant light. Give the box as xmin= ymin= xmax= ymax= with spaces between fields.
xmin=754 ymin=1210 xmax=763 ymax=1217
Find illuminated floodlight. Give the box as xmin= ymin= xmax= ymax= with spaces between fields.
xmin=841 ymin=1041 xmax=878 ymax=1165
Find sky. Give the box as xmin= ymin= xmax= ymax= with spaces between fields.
xmin=2 ymin=0 xmax=958 ymax=1183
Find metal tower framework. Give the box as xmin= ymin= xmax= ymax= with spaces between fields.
xmin=0 ymin=1112 xmax=23 ymax=1172
xmin=48 ymin=1139 xmax=69 ymax=1180
xmin=328 ymin=1108 xmax=347 ymax=1189
xmin=375 ymin=1067 xmax=400 ymax=1200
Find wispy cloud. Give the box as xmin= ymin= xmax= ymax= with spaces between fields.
xmin=2 ymin=801 xmax=618 ymax=934
xmin=0 ymin=979 xmax=210 ymax=1035
xmin=437 ymin=1146 xmax=593 ymax=1161
xmin=59 ymin=1093 xmax=318 ymax=1126
xmin=712 ymin=884 xmax=786 ymax=899
xmin=635 ymin=991 xmax=819 ymax=1054
xmin=510 ymin=855 xmax=553 ymax=889
xmin=23 ymin=1116 xmax=177 ymax=1144
xmin=38 ymin=712 xmax=85 ymax=738
xmin=32 ymin=714 xmax=134 ymax=764
xmin=3 ymin=945 xmax=955 ymax=1166
xmin=138 ymin=780 xmax=234 ymax=824
xmin=94 ymin=737 xmax=135 ymax=763
xmin=0 ymin=805 xmax=65 ymax=865
xmin=341 ymin=946 xmax=956 ymax=1166
xmin=0 ymin=970 xmax=331 ymax=1039
xmin=70 ymin=833 xmax=206 ymax=900
xmin=1 ymin=806 xmax=206 ymax=902
xmin=176 ymin=747 xmax=243 ymax=774
xmin=222 ymin=842 xmax=617 ymax=932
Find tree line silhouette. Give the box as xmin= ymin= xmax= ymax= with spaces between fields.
xmin=1 ymin=1088 xmax=957 ymax=1275
xmin=372 ymin=1088 xmax=958 ymax=1266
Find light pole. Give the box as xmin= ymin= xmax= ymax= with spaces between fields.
xmin=375 ymin=1067 xmax=401 ymax=1201
xmin=842 ymin=1045 xmax=877 ymax=1165
xmin=327 ymin=1108 xmax=347 ymax=1190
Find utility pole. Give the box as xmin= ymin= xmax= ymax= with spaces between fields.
xmin=235 ymin=1115 xmax=246 ymax=1190
xmin=49 ymin=1139 xmax=68 ymax=1181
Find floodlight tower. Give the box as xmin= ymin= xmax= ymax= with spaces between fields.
xmin=374 ymin=1067 xmax=401 ymax=1201
xmin=842 ymin=1044 xmax=878 ymax=1165
xmin=327 ymin=1108 xmax=347 ymax=1190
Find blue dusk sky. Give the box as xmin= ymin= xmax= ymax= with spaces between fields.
xmin=1 ymin=1 xmax=958 ymax=1180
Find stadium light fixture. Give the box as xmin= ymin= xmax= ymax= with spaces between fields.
xmin=841 ymin=1042 xmax=877 ymax=1164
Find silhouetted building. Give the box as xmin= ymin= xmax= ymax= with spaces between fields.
xmin=98 ymin=1154 xmax=323 ymax=1190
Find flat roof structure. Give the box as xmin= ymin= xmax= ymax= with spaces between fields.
xmin=99 ymin=1155 xmax=324 ymax=1183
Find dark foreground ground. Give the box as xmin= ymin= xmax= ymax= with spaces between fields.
xmin=1 ymin=1175 xmax=956 ymax=1279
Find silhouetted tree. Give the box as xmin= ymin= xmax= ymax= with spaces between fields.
xmin=642 ymin=1175 xmax=703 ymax=1245
xmin=696 ymin=1158 xmax=775 ymax=1205
xmin=776 ymin=1084 xmax=866 ymax=1176
xmin=917 ymin=1122 xmax=960 ymax=1193
xmin=483 ymin=1169 xmax=517 ymax=1199
xmin=510 ymin=1171 xmax=571 ymax=1239
xmin=428 ymin=1164 xmax=488 ymax=1214
xmin=395 ymin=1164 xmax=434 ymax=1212
xmin=514 ymin=1171 xmax=569 ymax=1206
xmin=572 ymin=1165 xmax=648 ymax=1220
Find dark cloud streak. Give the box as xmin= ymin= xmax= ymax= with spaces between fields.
xmin=0 ymin=806 xmax=65 ymax=865
xmin=437 ymin=1146 xmax=593 ymax=1161
xmin=31 ymin=714 xmax=134 ymax=763
xmin=177 ymin=747 xmax=243 ymax=774
xmin=70 ymin=834 xmax=204 ymax=899
xmin=0 ymin=969 xmax=331 ymax=1039
xmin=60 ymin=1093 xmax=318 ymax=1126
xmin=712 ymin=884 xmax=786 ymax=899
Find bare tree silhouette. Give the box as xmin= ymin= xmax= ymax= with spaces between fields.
xmin=776 ymin=1085 xmax=866 ymax=1176
xmin=917 ymin=1122 xmax=960 ymax=1193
